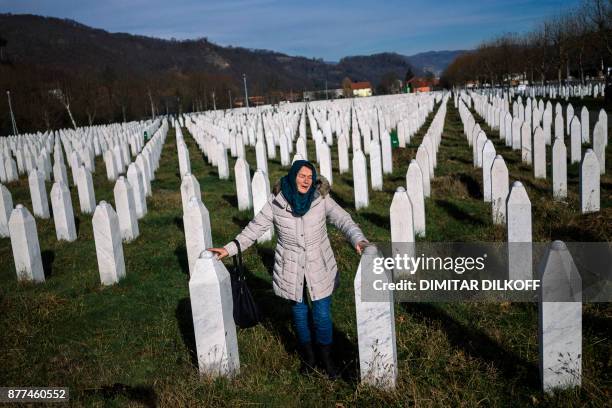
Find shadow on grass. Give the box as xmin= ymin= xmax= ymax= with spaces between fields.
xmin=360 ymin=212 xmax=390 ymax=230
xmin=458 ymin=173 xmax=483 ymax=199
xmin=434 ymin=199 xmax=486 ymax=226
xmin=331 ymin=192 xmax=355 ymax=210
xmin=173 ymin=217 xmax=183 ymax=231
xmin=401 ymin=303 xmax=539 ymax=390
xmin=174 ymin=244 xmax=360 ymax=384
xmin=232 ymin=215 xmax=250 ymax=229
xmin=83 ymin=383 xmax=157 ymax=407
xmin=176 ymin=297 xmax=198 ymax=368
xmin=174 ymin=245 xmax=189 ymax=275
xmin=244 ymin=265 xmax=360 ymax=384
xmin=255 ymin=247 xmax=275 ymax=275
xmin=222 ymin=194 xmax=238 ymax=208
xmin=41 ymin=250 xmax=55 ymax=278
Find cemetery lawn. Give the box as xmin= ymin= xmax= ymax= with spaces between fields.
xmin=1 ymin=100 xmax=610 ymax=407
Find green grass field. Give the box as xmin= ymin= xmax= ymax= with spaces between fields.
xmin=0 ymin=98 xmax=610 ymax=407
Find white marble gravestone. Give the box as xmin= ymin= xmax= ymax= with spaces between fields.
xmin=507 ymin=181 xmax=532 ymax=281
xmin=113 ymin=176 xmax=139 ymax=242
xmin=552 ymin=137 xmax=568 ymax=200
xmin=482 ymin=140 xmax=496 ymax=202
xmin=415 ymin=146 xmax=431 ymax=197
xmin=369 ymin=141 xmax=383 ymax=191
xmin=353 ymin=150 xmax=369 ymax=209
xmin=533 ymin=127 xmax=546 ymax=179
xmin=490 ymin=155 xmax=509 ymax=225
xmin=9 ymin=205 xmax=45 ymax=282
xmin=50 ymin=181 xmax=77 ymax=241
xmin=189 ymin=251 xmax=240 ymax=378
xmin=521 ymin=122 xmax=532 ymax=164
xmin=53 ymin=161 xmax=69 ymax=187
xmin=28 ymin=170 xmax=50 ymax=219
xmin=234 ymin=158 xmax=253 ymax=211
xmin=354 ymin=245 xmax=397 ymax=389
xmin=570 ymin=117 xmax=581 ymax=164
xmin=180 ymin=173 xmax=202 ymax=215
xmin=127 ymin=163 xmax=147 ymax=219
xmin=405 ymin=160 xmax=426 ymax=237
xmin=319 ymin=142 xmax=333 ymax=185
xmin=338 ymin=134 xmax=349 ymax=174
xmin=255 ymin=139 xmax=269 ymax=175
xmin=183 ymin=197 xmax=214 ymax=275
xmin=76 ymin=166 xmax=96 ymax=214
xmin=0 ymin=184 xmax=13 ymax=237
xmin=217 ymin=142 xmax=230 ymax=180
xmin=538 ymin=240 xmax=582 ymax=393
xmin=93 ymin=201 xmax=126 ymax=285
xmin=580 ymin=106 xmax=589 ymax=143
xmin=554 ymin=113 xmax=564 ymax=140
xmin=380 ymin=130 xmax=393 ymax=175
xmin=592 ymin=121 xmax=606 ymax=175
xmin=251 ymin=170 xmax=273 ymax=243
xmin=579 ymin=149 xmax=600 ymax=213
xmin=390 ymin=187 xmax=414 ymax=244
xmin=177 ymin=141 xmax=191 ymax=177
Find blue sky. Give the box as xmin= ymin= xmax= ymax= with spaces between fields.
xmin=1 ymin=0 xmax=581 ymax=60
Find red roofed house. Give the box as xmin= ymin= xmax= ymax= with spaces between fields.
xmin=407 ymin=77 xmax=439 ymax=93
xmin=350 ymin=81 xmax=373 ymax=97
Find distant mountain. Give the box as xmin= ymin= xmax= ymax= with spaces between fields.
xmin=406 ymin=50 xmax=468 ymax=76
xmin=0 ymin=14 xmax=466 ymax=89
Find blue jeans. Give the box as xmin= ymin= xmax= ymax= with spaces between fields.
xmin=291 ymin=281 xmax=333 ymax=345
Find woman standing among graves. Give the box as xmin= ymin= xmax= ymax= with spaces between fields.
xmin=209 ymin=160 xmax=369 ymax=379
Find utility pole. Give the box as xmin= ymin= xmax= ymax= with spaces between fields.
xmin=212 ymin=90 xmax=216 ymax=110
xmin=243 ymin=74 xmax=249 ymax=108
xmin=228 ymin=89 xmax=232 ymax=109
xmin=6 ymin=91 xmax=19 ymax=136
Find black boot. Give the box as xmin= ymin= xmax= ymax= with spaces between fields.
xmin=317 ymin=343 xmax=338 ymax=380
xmin=299 ymin=342 xmax=316 ymax=374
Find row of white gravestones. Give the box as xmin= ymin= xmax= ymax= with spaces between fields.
xmin=364 ymin=197 xmax=581 ymax=395
xmin=463 ymin=95 xmax=603 ymax=214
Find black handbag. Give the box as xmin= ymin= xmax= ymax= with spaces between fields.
xmin=230 ymin=239 xmax=261 ymax=328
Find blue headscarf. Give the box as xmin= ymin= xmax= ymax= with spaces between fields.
xmin=280 ymin=160 xmax=318 ymax=216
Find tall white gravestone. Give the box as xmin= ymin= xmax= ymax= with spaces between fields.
xmin=9 ymin=205 xmax=45 ymax=282
xmin=538 ymin=241 xmax=582 ymax=393
xmin=183 ymin=197 xmax=214 ymax=275
xmin=0 ymin=184 xmax=13 ymax=237
xmin=579 ymin=149 xmax=600 ymax=213
xmin=50 ymin=181 xmax=77 ymax=242
xmin=189 ymin=251 xmax=240 ymax=378
xmin=354 ymin=245 xmax=397 ymax=389
xmin=28 ymin=170 xmax=50 ymax=219
xmin=113 ymin=177 xmax=140 ymax=242
xmin=507 ymin=181 xmax=532 ymax=281
xmin=92 ymin=201 xmax=126 ymax=285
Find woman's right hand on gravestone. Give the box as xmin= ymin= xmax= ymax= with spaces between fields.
xmin=208 ymin=247 xmax=229 ymax=260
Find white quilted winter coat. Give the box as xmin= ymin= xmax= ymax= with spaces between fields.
xmin=223 ymin=176 xmax=367 ymax=302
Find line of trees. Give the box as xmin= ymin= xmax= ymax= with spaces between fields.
xmin=441 ymin=0 xmax=611 ymax=87
xmin=0 ymin=59 xmax=244 ymax=135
